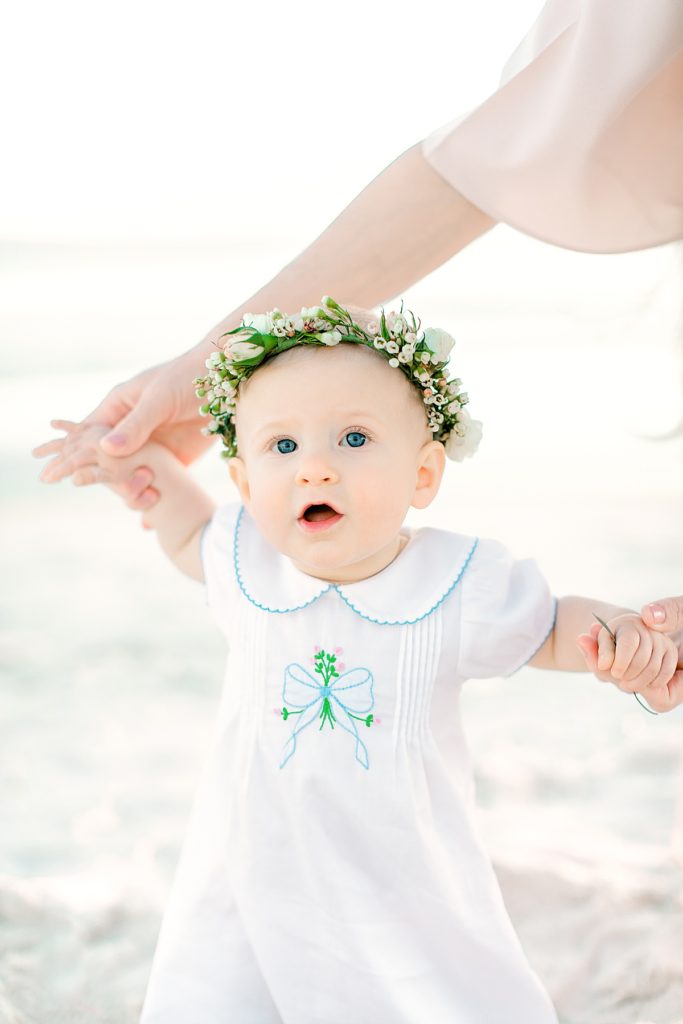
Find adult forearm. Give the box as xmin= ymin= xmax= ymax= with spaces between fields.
xmin=193 ymin=142 xmax=495 ymax=357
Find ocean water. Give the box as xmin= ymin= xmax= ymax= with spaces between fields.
xmin=2 ymin=235 xmax=683 ymax=1023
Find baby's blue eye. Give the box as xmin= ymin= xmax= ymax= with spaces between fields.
xmin=344 ymin=431 xmax=366 ymax=448
xmin=275 ymin=438 xmax=297 ymax=454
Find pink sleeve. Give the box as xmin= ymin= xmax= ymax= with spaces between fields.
xmin=421 ymin=0 xmax=683 ymax=253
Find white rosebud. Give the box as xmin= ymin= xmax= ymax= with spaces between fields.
xmin=444 ymin=410 xmax=483 ymax=462
xmin=459 ymin=392 xmax=469 ymax=405
xmin=242 ymin=312 xmax=274 ymax=335
xmin=318 ymin=330 xmax=342 ymax=346
xmin=226 ymin=339 xmax=265 ymax=362
xmin=422 ymin=327 xmax=455 ymax=363
xmin=388 ymin=358 xmax=400 ymax=368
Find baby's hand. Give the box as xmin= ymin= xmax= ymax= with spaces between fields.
xmin=33 ymin=420 xmax=155 ymax=508
xmin=582 ymin=614 xmax=683 ymax=712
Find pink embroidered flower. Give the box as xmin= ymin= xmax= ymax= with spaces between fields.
xmin=337 ymin=663 xmax=346 ymax=672
xmin=334 ymin=647 xmax=343 ymax=655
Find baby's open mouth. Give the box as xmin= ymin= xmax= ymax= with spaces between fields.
xmin=301 ymin=503 xmax=339 ymax=523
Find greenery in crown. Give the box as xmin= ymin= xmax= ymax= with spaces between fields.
xmin=193 ymin=295 xmax=482 ymax=461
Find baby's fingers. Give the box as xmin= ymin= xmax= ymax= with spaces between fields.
xmin=597 ymin=628 xmax=616 ymax=672
xmin=643 ymin=644 xmax=680 ymax=695
xmin=32 ymin=437 xmax=68 ymax=459
xmin=640 ymin=667 xmax=683 ymax=713
xmin=612 ymin=627 xmax=651 ymax=681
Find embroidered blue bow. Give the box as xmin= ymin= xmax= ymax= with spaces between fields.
xmin=280 ymin=649 xmax=375 ymax=769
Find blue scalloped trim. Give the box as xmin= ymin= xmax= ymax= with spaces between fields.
xmin=232 ymin=505 xmax=478 ymax=623
xmin=233 ymin=505 xmax=333 ymax=613
xmin=334 ymin=538 xmax=478 ymax=625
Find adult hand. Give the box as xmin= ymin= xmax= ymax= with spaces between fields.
xmin=32 ymin=145 xmax=494 ymax=507
xmin=33 ymin=350 xmax=215 ymax=509
xmin=641 ymin=597 xmax=683 ymax=634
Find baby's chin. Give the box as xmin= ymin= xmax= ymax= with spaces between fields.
xmin=288 ymin=536 xmax=404 ymax=585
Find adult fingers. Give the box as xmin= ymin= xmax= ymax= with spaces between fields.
xmin=597 ymin=627 xmax=617 ymax=673
xmin=641 ymin=597 xmax=683 ymax=633
xmin=98 ymin=388 xmax=169 ymax=457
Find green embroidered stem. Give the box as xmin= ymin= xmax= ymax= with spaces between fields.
xmin=347 ymin=712 xmax=374 ymax=726
xmin=319 ymin=697 xmax=336 ymax=730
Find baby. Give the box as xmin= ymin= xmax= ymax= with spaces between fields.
xmin=41 ymin=298 xmax=680 ymax=1023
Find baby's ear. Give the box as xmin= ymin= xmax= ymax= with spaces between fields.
xmin=228 ymin=457 xmax=250 ymax=502
xmin=411 ymin=440 xmax=445 ymax=510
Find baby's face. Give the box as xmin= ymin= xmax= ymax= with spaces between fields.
xmin=228 ymin=344 xmax=445 ymax=583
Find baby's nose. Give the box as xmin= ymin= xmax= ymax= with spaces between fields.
xmin=295 ymin=456 xmax=339 ymax=486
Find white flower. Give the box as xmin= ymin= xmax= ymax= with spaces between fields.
xmin=242 ymin=312 xmax=274 ymax=335
xmin=366 ymin=321 xmax=379 ymax=335
xmin=421 ymin=352 xmax=431 ymax=364
xmin=225 ymin=339 xmax=265 ymax=362
xmin=398 ymin=347 xmax=413 ymax=363
xmin=445 ymin=410 xmax=483 ymax=462
xmin=385 ymin=340 xmax=400 ymax=354
xmin=388 ymin=357 xmax=400 ymax=368
xmin=317 ymin=330 xmax=342 ymax=346
xmin=387 ymin=312 xmax=407 ymax=335
xmin=301 ymin=305 xmax=325 ymax=318
xmin=405 ymin=331 xmax=417 ymax=344
xmin=373 ymin=336 xmax=385 ymax=349
xmin=422 ymin=327 xmax=455 ymax=363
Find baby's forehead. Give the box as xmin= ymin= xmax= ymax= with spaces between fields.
xmin=241 ymin=341 xmax=399 ymax=394
xmin=236 ymin=341 xmax=427 ymax=423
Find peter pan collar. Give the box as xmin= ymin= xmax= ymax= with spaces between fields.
xmin=233 ymin=505 xmax=477 ymax=626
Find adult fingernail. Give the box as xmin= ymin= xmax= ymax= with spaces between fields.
xmin=103 ymin=433 xmax=127 ymax=448
xmin=646 ymin=603 xmax=666 ymax=624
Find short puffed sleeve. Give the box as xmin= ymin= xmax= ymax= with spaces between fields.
xmin=199 ymin=501 xmax=241 ymax=636
xmin=457 ymin=538 xmax=556 ymax=680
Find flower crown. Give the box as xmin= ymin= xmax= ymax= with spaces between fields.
xmin=194 ymin=296 xmax=482 ymax=461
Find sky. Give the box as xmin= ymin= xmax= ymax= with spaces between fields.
xmin=2 ymin=0 xmax=547 ymax=243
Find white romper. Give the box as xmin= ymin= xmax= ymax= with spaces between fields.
xmin=140 ymin=502 xmax=558 ymax=1024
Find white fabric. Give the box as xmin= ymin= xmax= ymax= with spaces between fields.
xmin=422 ymin=0 xmax=683 ymax=252
xmin=140 ymin=502 xmax=557 ymax=1024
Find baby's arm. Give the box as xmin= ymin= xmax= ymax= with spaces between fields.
xmin=61 ymin=423 xmax=215 ymax=581
xmin=529 ymin=596 xmax=683 ymax=710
